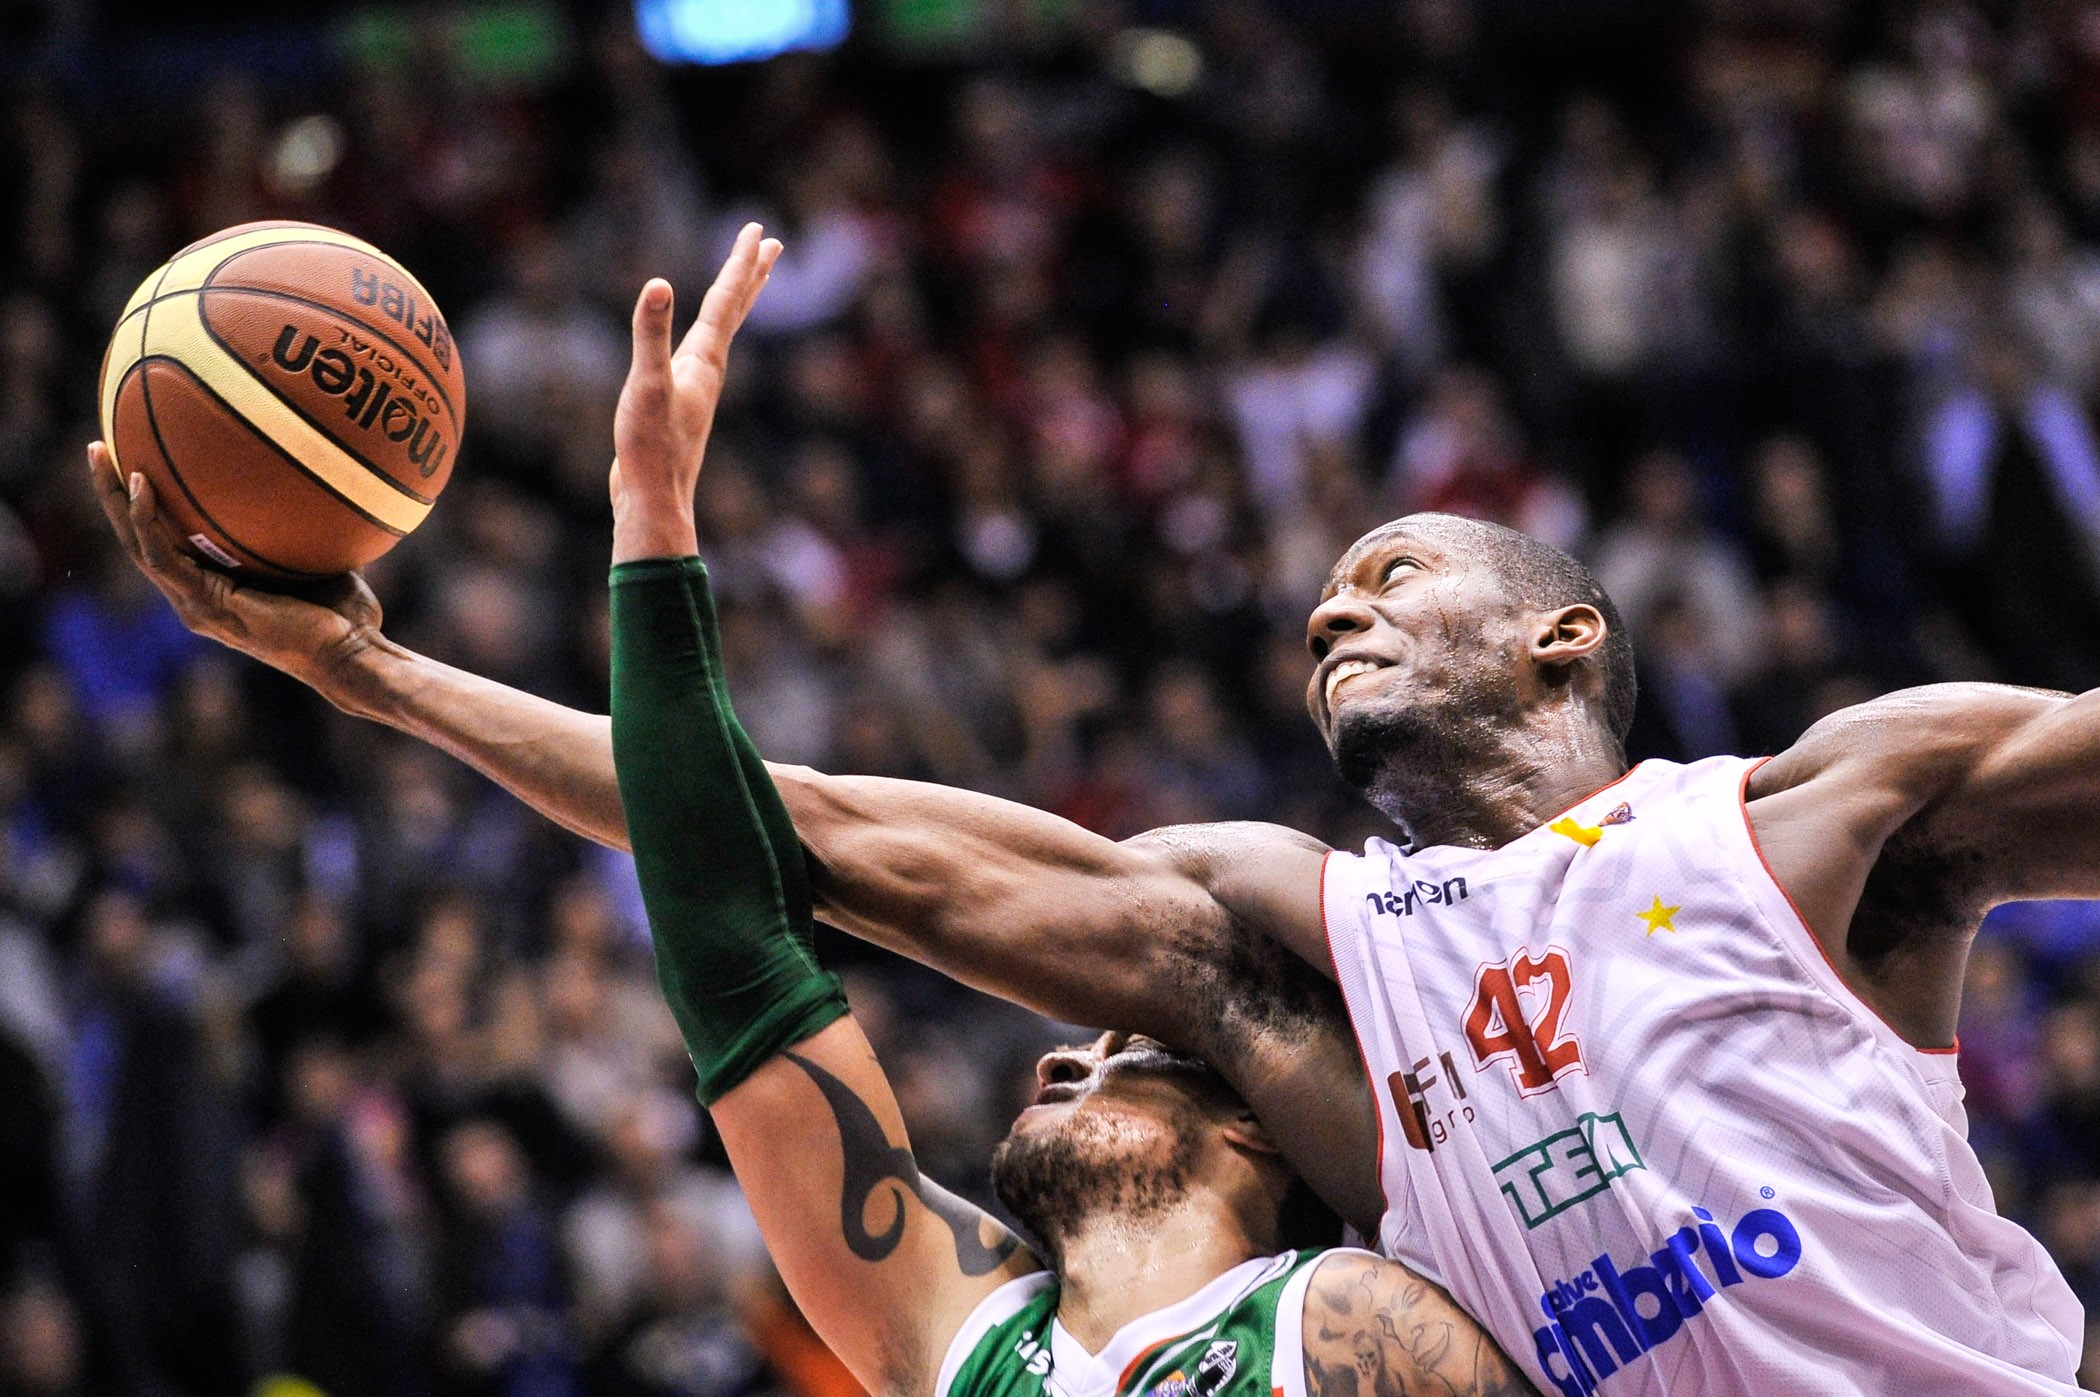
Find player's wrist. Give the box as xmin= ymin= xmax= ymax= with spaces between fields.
xmin=318 ymin=630 xmax=411 ymax=722
xmin=610 ymin=509 xmax=700 ymax=564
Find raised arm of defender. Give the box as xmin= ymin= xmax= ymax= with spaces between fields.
xmin=1748 ymin=680 xmax=2100 ymax=1046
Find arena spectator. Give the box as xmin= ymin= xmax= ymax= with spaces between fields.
xmin=2 ymin=2 xmax=2100 ymax=1391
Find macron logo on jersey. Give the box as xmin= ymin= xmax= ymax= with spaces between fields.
xmin=1364 ymin=876 xmax=1469 ymax=918
xmin=1531 ymin=1203 xmax=1804 ymax=1396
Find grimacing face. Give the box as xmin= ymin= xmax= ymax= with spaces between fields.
xmin=1302 ymin=519 xmax=1536 ymax=793
xmin=989 ymin=1033 xmax=1245 ymax=1254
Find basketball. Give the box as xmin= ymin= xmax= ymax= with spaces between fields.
xmin=98 ymin=220 xmax=465 ymax=581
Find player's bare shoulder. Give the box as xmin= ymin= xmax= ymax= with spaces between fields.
xmin=1749 ymin=682 xmax=2067 ymax=809
xmin=1300 ymin=1251 xmax=1538 ymax=1397
xmin=1122 ymin=822 xmax=1334 ymax=972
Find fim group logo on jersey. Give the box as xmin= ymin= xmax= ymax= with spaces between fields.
xmin=1531 ymin=1202 xmax=1804 ymax=1395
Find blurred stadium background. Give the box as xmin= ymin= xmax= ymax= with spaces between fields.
xmin=3 ymin=0 xmax=2100 ymax=1391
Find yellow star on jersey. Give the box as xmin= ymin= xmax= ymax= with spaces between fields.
xmin=1636 ymin=896 xmax=1681 ymax=936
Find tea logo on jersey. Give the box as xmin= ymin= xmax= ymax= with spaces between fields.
xmin=1494 ymin=1112 xmax=1645 ymax=1228
xmin=1463 ymin=947 xmax=1585 ymax=1094
xmin=1530 ymin=1202 xmax=1804 ymax=1396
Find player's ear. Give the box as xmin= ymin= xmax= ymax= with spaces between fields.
xmin=1220 ymin=1109 xmax=1282 ymax=1158
xmin=1532 ymin=603 xmax=1608 ymax=670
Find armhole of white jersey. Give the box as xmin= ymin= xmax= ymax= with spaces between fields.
xmin=934 ymin=1270 xmax=1056 ymax=1397
xmin=1729 ymin=756 xmax=1965 ymax=1076
xmin=1270 ymin=1249 xmax=1380 ymax=1397
xmin=1318 ymin=851 xmax=1398 ymax=1249
xmin=1319 ymin=851 xmax=1376 ymax=1055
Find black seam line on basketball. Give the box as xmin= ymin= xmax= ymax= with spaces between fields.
xmin=110 ymin=251 xmax=459 ymax=428
xmin=170 ymin=221 xmax=328 ymax=261
xmin=116 ymin=255 xmax=178 ymax=462
xmin=196 ymin=308 xmax=441 ymax=510
xmin=111 ymin=258 xmax=178 ymax=409
xmin=203 ymin=273 xmax=462 ymax=429
xmin=202 ymin=247 xmax=459 ymax=424
xmin=113 ymin=239 xmax=409 ymax=337
xmin=133 ymin=359 xmax=334 ymax=578
xmin=194 ymin=284 xmax=461 ymax=460
xmin=139 ymin=353 xmax=409 ymax=540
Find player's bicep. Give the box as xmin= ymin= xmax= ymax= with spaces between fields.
xmin=1300 ymin=1252 xmax=1538 ymax=1397
xmin=1759 ymin=683 xmax=2100 ymax=901
xmin=711 ymin=1016 xmax=1041 ymax=1395
xmin=1125 ymin=822 xmax=1334 ymax=977
xmin=781 ymin=768 xmax=1229 ymax=1029
xmin=1938 ymin=686 xmax=2100 ymax=896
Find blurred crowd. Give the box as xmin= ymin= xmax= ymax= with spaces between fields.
xmin=4 ymin=0 xmax=2100 ymax=1391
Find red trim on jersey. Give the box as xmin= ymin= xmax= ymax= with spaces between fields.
xmin=1321 ymin=850 xmax=1395 ymax=1233
xmin=1529 ymin=759 xmax=1647 ymax=836
xmin=1737 ymin=757 xmax=1961 ymax=1056
xmin=1117 ymin=1334 xmax=1179 ymax=1391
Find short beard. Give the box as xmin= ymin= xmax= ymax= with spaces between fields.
xmin=990 ymin=1110 xmax=1204 ymax=1272
xmin=1329 ymin=668 xmax=1525 ymax=831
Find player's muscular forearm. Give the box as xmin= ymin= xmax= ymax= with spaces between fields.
xmin=714 ymin=989 xmax=1035 ymax=1395
xmin=778 ymin=768 xmax=1387 ymax=1231
xmin=1936 ymin=683 xmax=2100 ymax=895
xmin=329 ymin=639 xmax=630 ymax=848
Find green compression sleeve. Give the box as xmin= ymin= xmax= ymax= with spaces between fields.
xmin=609 ymin=556 xmax=848 ymax=1104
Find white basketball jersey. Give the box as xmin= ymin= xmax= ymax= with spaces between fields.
xmin=1322 ymin=756 xmax=2086 ymax=1396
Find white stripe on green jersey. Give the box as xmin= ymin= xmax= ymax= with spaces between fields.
xmin=935 ymin=1248 xmax=1366 ymax=1397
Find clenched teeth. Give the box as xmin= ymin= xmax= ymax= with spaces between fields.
xmin=1326 ymin=659 xmax=1381 ymax=707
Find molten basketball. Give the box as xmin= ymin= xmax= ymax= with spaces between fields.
xmin=98 ymin=220 xmax=465 ymax=581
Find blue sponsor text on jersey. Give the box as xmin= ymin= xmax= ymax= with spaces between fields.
xmin=1531 ymin=1203 xmax=1804 ymax=1395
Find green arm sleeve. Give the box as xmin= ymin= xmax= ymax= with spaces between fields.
xmin=609 ymin=556 xmax=848 ymax=1104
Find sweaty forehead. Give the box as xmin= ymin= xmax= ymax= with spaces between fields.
xmin=1323 ymin=518 xmax=1464 ymax=595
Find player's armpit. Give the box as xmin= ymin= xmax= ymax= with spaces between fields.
xmin=1299 ymin=1253 xmax=1538 ymax=1397
xmin=1122 ymin=822 xmax=1335 ymax=977
xmin=712 ymin=1016 xmax=1040 ymax=1396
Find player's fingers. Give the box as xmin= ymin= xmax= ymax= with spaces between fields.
xmin=88 ymin=443 xmax=147 ymax=562
xmin=629 ymin=278 xmax=675 ymax=386
xmin=736 ymin=238 xmax=783 ymax=322
xmin=678 ymin=223 xmax=764 ymax=360
xmin=126 ymin=475 xmax=206 ymax=593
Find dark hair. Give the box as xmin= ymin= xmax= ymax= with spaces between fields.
xmin=1417 ymin=514 xmax=1638 ymax=745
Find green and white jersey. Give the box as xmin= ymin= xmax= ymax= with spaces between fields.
xmin=935 ymin=1249 xmax=1358 ymax=1397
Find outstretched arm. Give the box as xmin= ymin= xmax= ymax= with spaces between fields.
xmin=91 ymin=218 xmax=1371 ymax=1219
xmin=90 ymin=441 xmax=629 ymax=848
xmin=1748 ymin=680 xmax=2100 ymax=1045
xmin=608 ymin=230 xmax=1035 ymax=1395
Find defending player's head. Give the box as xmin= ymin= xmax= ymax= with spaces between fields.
xmin=1305 ymin=513 xmax=1636 ymax=828
xmin=990 ymin=1032 xmax=1331 ymax=1270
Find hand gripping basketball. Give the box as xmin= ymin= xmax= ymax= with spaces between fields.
xmin=89 ymin=440 xmax=386 ymax=702
xmin=609 ymin=222 xmax=782 ymax=564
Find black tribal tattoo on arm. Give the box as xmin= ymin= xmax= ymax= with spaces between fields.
xmin=1301 ymin=1254 xmax=1537 ymax=1397
xmin=784 ymin=1051 xmax=1022 ymax=1276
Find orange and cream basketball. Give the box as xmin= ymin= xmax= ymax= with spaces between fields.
xmin=98 ymin=220 xmax=465 ymax=581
